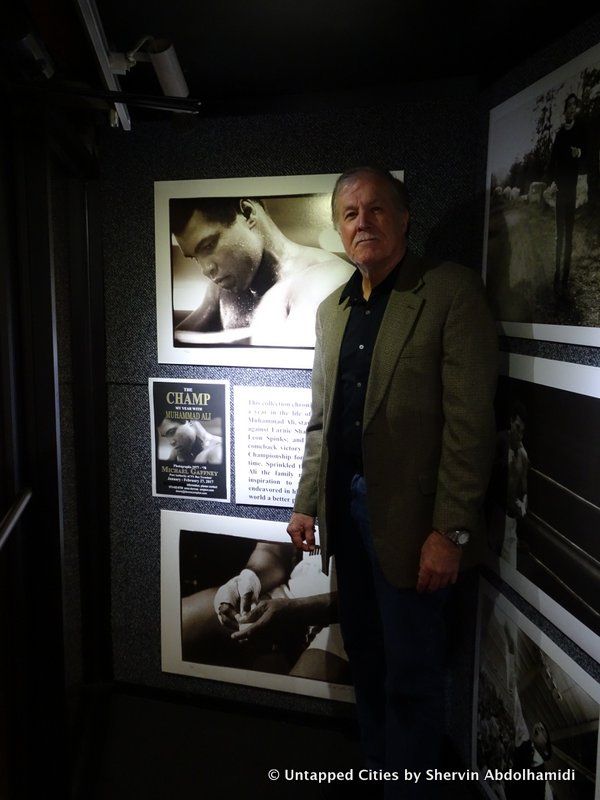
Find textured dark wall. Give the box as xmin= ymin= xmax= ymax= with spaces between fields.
xmin=100 ymin=14 xmax=600 ymax=737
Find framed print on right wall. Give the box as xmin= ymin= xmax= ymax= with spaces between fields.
xmin=485 ymin=353 xmax=600 ymax=661
xmin=474 ymin=578 xmax=600 ymax=800
xmin=483 ymin=40 xmax=600 ymax=346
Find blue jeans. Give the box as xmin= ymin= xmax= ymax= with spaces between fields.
xmin=334 ymin=474 xmax=450 ymax=799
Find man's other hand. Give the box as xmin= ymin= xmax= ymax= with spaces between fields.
xmin=286 ymin=512 xmax=316 ymax=552
xmin=417 ymin=531 xmax=461 ymax=593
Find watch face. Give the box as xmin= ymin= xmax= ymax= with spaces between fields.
xmin=446 ymin=529 xmax=469 ymax=545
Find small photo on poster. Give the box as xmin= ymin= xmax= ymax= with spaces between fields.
xmin=160 ymin=511 xmax=354 ymax=702
xmin=474 ymin=579 xmax=600 ymax=800
xmin=485 ymin=354 xmax=600 ymax=659
xmin=150 ymin=379 xmax=230 ymax=501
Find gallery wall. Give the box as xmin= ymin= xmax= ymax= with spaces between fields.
xmin=100 ymin=94 xmax=484 ymax=716
xmin=98 ymin=9 xmax=600 ymax=763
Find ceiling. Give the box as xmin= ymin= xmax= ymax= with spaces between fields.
xmin=4 ymin=0 xmax=600 ymax=121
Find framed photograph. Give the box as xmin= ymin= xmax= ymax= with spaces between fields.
xmin=474 ymin=578 xmax=600 ymax=799
xmin=483 ymin=41 xmax=600 ymax=345
xmin=155 ymin=171 xmax=402 ymax=368
xmin=160 ymin=510 xmax=354 ymax=702
xmin=485 ymin=354 xmax=600 ymax=660
xmin=149 ymin=378 xmax=230 ymax=501
xmin=233 ymin=385 xmax=311 ymax=507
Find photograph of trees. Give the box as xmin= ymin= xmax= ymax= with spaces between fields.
xmin=485 ymin=47 xmax=600 ymax=332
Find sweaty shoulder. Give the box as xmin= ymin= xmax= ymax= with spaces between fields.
xmin=298 ymin=249 xmax=353 ymax=279
xmin=285 ymin=250 xmax=353 ymax=305
xmin=301 ymin=251 xmax=353 ymax=281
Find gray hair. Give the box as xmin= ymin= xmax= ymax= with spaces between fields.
xmin=331 ymin=166 xmax=410 ymax=227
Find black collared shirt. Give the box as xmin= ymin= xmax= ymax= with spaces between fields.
xmin=335 ymin=260 xmax=402 ymax=466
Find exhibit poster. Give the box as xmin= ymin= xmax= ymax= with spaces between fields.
xmin=486 ymin=354 xmax=600 ymax=661
xmin=161 ymin=510 xmax=353 ymax=702
xmin=149 ymin=378 xmax=230 ymax=502
xmin=474 ymin=578 xmax=600 ymax=800
xmin=233 ymin=386 xmax=311 ymax=507
xmin=483 ymin=41 xmax=600 ymax=346
xmin=154 ymin=171 xmax=403 ymax=368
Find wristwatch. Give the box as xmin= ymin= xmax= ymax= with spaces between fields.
xmin=437 ymin=528 xmax=470 ymax=547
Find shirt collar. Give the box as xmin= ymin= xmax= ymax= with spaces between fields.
xmin=339 ymin=255 xmax=406 ymax=305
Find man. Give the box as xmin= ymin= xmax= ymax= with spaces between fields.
xmin=170 ymin=197 xmax=353 ymax=346
xmin=287 ymin=167 xmax=498 ymax=798
xmin=157 ymin=417 xmax=223 ymax=464
xmin=548 ymin=93 xmax=585 ymax=293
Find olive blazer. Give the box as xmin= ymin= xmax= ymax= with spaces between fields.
xmin=294 ymin=251 xmax=499 ymax=588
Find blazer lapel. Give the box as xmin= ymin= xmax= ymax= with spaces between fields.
xmin=363 ymin=252 xmax=426 ymax=431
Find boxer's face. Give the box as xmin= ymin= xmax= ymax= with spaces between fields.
xmin=158 ymin=419 xmax=195 ymax=456
xmin=176 ymin=208 xmax=263 ymax=294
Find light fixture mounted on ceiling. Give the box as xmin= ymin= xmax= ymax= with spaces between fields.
xmin=109 ymin=35 xmax=189 ymax=99
xmin=75 ymin=0 xmax=195 ymax=130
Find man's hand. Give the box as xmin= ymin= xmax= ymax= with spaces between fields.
xmin=213 ymin=568 xmax=261 ymax=630
xmin=286 ymin=512 xmax=316 ymax=552
xmin=230 ymin=597 xmax=293 ymax=642
xmin=417 ymin=531 xmax=462 ymax=593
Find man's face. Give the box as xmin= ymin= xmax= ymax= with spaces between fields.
xmin=335 ymin=173 xmax=409 ymax=272
xmin=509 ymin=415 xmax=525 ymax=449
xmin=176 ymin=208 xmax=264 ymax=293
xmin=158 ymin=419 xmax=195 ymax=456
xmin=565 ymin=96 xmax=577 ymax=122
